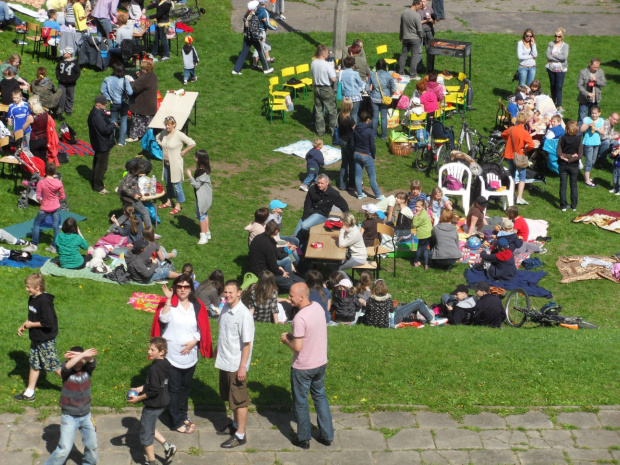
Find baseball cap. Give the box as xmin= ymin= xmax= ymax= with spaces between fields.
xmin=184 ymin=35 xmax=194 ymax=45
xmin=497 ymin=238 xmax=509 ymax=249
xmin=94 ymin=95 xmax=108 ymax=105
xmin=247 ymin=0 xmax=259 ymax=10
xmin=132 ymin=238 xmax=149 ymax=252
xmin=452 ymin=284 xmax=469 ymax=295
xmin=502 ymin=219 xmax=514 ymax=229
xmin=337 ymin=278 xmax=353 ymax=288
xmin=475 ymin=195 xmax=489 ymax=207
xmin=474 ymin=281 xmax=490 ymax=293
xmin=411 ymin=96 xmax=421 ymax=105
xmin=269 ymin=199 xmax=287 ymax=210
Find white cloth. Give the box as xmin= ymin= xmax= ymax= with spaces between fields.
xmin=215 ymin=300 xmax=255 ymax=373
xmin=159 ymin=302 xmax=200 ymax=369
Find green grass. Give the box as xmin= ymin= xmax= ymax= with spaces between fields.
xmin=1 ymin=2 xmax=619 ymax=412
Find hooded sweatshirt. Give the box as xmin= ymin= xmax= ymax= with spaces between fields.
xmin=431 ymin=222 xmax=460 ymax=260
xmin=182 ymin=44 xmax=199 ymax=69
xmin=480 ymin=247 xmax=517 ymax=280
xmin=364 ymin=293 xmax=393 ymax=328
xmin=142 ymin=357 xmax=172 ymax=408
xmin=352 ymin=121 xmax=376 ymax=157
xmin=27 ymin=292 xmax=59 ymax=342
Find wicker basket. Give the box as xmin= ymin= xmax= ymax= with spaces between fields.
xmin=391 ymin=142 xmax=411 ymax=156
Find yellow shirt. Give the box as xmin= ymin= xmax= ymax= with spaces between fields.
xmin=73 ymin=2 xmax=87 ymax=31
xmin=47 ymin=0 xmax=67 ymax=11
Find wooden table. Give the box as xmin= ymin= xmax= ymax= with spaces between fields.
xmin=304 ymin=223 xmax=347 ymax=262
xmin=149 ymin=91 xmax=199 ymax=135
xmin=0 ymin=155 xmax=22 ymax=188
xmin=142 ymin=191 xmax=166 ymax=228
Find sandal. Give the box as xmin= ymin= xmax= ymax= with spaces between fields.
xmin=158 ymin=203 xmax=172 ymax=209
xmin=170 ymin=207 xmax=182 ymax=215
xmin=184 ymin=419 xmax=196 ymax=430
xmin=176 ymin=423 xmax=195 ymax=434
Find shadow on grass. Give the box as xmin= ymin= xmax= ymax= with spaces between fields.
xmin=232 ymin=254 xmax=249 ymax=273
xmin=170 ymin=213 xmax=200 ymax=236
xmin=492 ymin=87 xmax=512 ymax=99
xmin=110 ymin=416 xmax=145 ymax=463
xmin=603 ymin=73 xmax=620 ymax=85
xmin=601 ymin=59 xmax=620 ymax=70
xmin=248 ymin=380 xmax=294 ymax=440
xmin=8 ymin=350 xmax=61 ymax=391
xmin=276 ymin=21 xmax=321 ymax=49
xmin=42 ymin=423 xmax=85 ymax=463
xmin=188 ymin=378 xmax=228 ymax=433
xmin=75 ymin=164 xmax=93 ymax=184
xmin=290 ymin=105 xmax=315 ymax=132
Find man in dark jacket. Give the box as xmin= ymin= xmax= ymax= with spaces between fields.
xmin=293 ymin=173 xmax=350 ymax=245
xmin=249 ymin=220 xmax=304 ymax=293
xmin=87 ymin=95 xmax=116 ymax=194
xmin=55 ymin=47 xmax=81 ymax=119
xmin=480 ymin=237 xmax=517 ymax=281
xmin=469 ymin=281 xmax=503 ymax=328
xmin=353 ymin=111 xmax=383 ymax=200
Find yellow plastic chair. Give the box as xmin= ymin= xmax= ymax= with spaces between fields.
xmin=267 ymin=93 xmax=288 ymax=124
xmin=403 ymin=112 xmax=427 ymax=137
xmin=282 ymin=66 xmax=306 ymax=100
xmin=376 ymin=44 xmax=397 ymax=69
xmin=295 ymin=63 xmax=313 ymax=88
xmin=268 ymin=77 xmax=290 ymax=99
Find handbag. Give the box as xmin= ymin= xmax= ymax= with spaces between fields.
xmin=376 ymin=72 xmax=392 ymax=105
xmin=121 ymin=78 xmax=130 ymax=105
xmin=512 ymin=70 xmax=519 ymax=82
xmin=509 ymin=128 xmax=529 ymax=168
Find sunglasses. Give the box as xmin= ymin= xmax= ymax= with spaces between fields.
xmin=176 ymin=284 xmax=191 ymax=290
xmin=525 ymin=35 xmax=533 ymax=38
xmin=555 ymin=35 xmax=563 ymax=38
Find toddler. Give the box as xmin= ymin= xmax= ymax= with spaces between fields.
xmin=299 ymin=138 xmax=324 ymax=191
xmin=181 ymin=35 xmax=199 ymax=86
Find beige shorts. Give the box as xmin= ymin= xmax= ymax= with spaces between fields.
xmin=219 ymin=370 xmax=250 ymax=410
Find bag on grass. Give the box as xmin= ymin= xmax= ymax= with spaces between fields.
xmin=9 ymin=250 xmax=32 ymax=262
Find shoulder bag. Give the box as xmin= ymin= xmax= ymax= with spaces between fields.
xmin=510 ymin=128 xmax=529 ymax=168
xmin=376 ymin=72 xmax=392 ymax=105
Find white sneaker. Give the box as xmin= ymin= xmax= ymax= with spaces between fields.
xmin=616 ymin=192 xmax=620 ymax=196
xmin=198 ymin=233 xmax=208 ymax=245
xmin=278 ymin=14 xmax=286 ymax=19
xmin=609 ymin=189 xmax=616 ymax=193
xmin=429 ymin=317 xmax=448 ymax=326
xmin=206 ymin=231 xmax=211 ymax=240
xmin=299 ymin=184 xmax=308 ymax=192
xmin=516 ymin=198 xmax=529 ymax=205
xmin=232 ymin=70 xmax=242 ymax=75
xmin=263 ymin=67 xmax=274 ymax=74
xmin=22 ymin=244 xmax=38 ymax=252
xmin=45 ymin=245 xmax=57 ymax=254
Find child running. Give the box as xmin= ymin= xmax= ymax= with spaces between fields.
xmin=127 ymin=337 xmax=177 ymax=465
xmin=23 ymin=163 xmax=66 ymax=254
xmin=15 ymin=273 xmax=61 ymax=401
xmin=43 ymin=346 xmax=98 ymax=465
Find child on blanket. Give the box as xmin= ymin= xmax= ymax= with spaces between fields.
xmin=56 ymin=217 xmax=93 ymax=269
xmin=126 ymin=238 xmax=180 ymax=284
xmin=479 ymin=237 xmax=517 ymax=281
xmin=497 ymin=219 xmax=544 ymax=255
xmin=110 ymin=204 xmax=143 ymax=245
xmin=506 ymin=206 xmax=529 ymax=242
xmin=141 ymin=226 xmax=177 ymax=262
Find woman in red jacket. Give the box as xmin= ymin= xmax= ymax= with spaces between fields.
xmin=502 ymin=111 xmax=535 ymax=205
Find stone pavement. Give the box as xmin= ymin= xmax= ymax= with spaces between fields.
xmin=3 ymin=406 xmax=620 ymax=464
xmin=231 ymin=0 xmax=620 ymax=36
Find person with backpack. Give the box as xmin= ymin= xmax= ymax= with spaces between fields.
xmin=232 ymin=1 xmax=273 ymax=75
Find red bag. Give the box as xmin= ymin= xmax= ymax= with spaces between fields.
xmin=324 ymin=220 xmax=343 ymax=231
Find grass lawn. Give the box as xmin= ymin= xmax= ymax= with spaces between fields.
xmin=1 ymin=2 xmax=619 ymax=413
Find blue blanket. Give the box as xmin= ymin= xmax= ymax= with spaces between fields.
xmin=0 ymin=254 xmax=49 ymax=269
xmin=465 ymin=268 xmax=552 ymax=298
xmin=3 ymin=212 xmax=87 ymax=239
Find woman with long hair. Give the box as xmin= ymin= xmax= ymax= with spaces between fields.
xmin=247 ymin=271 xmax=279 ymax=323
xmin=305 ymin=269 xmax=331 ymax=322
xmin=545 ymin=28 xmax=569 ymax=112
xmin=154 ymin=274 xmax=212 ymax=434
xmin=517 ymin=28 xmax=537 ymax=86
xmin=337 ymin=97 xmax=356 ymax=191
xmin=22 ymin=96 xmax=49 ymax=162
xmin=186 ymin=149 xmax=212 ymax=245
xmin=337 ymin=212 xmax=368 ymax=271
xmin=367 ymin=58 xmax=396 ymax=139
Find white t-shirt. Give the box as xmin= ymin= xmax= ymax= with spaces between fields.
xmin=159 ymin=302 xmax=200 ymax=369
xmin=215 ymin=301 xmax=255 ymax=373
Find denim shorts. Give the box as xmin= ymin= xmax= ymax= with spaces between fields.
xmin=140 ymin=407 xmax=165 ymax=446
xmin=29 ymin=338 xmax=61 ymax=372
xmin=150 ymin=266 xmax=171 ymax=282
xmin=196 ymin=206 xmax=208 ymax=222
xmin=508 ymin=159 xmax=527 ymax=182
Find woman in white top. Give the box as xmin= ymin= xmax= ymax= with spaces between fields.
xmin=337 ymin=212 xmax=368 ymax=271
xmin=517 ymin=28 xmax=537 ymax=86
xmin=545 ymin=27 xmax=569 ymax=112
xmin=159 ymin=274 xmax=212 ymax=434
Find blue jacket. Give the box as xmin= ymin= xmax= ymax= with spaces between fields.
xmin=340 ymin=68 xmax=364 ymax=98
xmin=352 ymin=121 xmax=376 ymax=158
xmin=305 ymin=148 xmax=324 ymax=172
xmin=480 ymin=248 xmax=517 ymax=280
xmin=610 ymin=151 xmax=620 ymax=168
xmin=101 ymin=75 xmax=134 ymax=106
xmin=367 ymin=70 xmax=396 ymax=104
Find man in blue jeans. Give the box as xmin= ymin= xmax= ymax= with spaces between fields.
xmin=281 ymin=283 xmax=334 ymax=449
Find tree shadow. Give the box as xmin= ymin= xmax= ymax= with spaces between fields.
xmin=75 ymin=164 xmax=92 ymax=183
xmin=247 ymin=380 xmax=294 ymax=440
xmin=603 ymin=73 xmax=620 ymax=85
xmin=42 ymin=424 xmax=85 ymax=463
xmin=289 ymin=105 xmax=315 ymax=132
xmin=8 ymin=350 xmax=61 ymax=391
xmin=276 ymin=20 xmax=320 ymax=49
xmin=110 ymin=416 xmax=145 ymax=463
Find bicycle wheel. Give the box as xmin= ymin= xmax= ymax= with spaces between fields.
xmin=414 ymin=144 xmax=433 ymax=171
xmin=169 ymin=6 xmax=189 ymax=18
xmin=487 ymin=140 xmax=506 ymax=164
xmin=504 ymin=288 xmax=529 ymax=327
xmin=562 ymin=317 xmax=599 ymax=329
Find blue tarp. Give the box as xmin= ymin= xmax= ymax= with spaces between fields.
xmin=465 ymin=267 xmax=553 ymax=299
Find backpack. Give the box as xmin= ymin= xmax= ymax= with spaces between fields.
xmin=244 ymin=12 xmax=262 ymax=41
xmin=59 ymin=122 xmax=77 ymax=144
xmin=443 ymin=174 xmax=463 ymax=191
xmin=9 ymin=250 xmax=32 ymax=262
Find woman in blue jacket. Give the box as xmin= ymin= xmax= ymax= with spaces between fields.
xmin=353 ymin=111 xmax=384 ymax=201
xmin=367 ymin=59 xmax=396 ymax=139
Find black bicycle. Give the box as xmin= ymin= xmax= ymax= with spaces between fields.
xmin=454 ymin=112 xmax=506 ymax=164
xmin=169 ymin=0 xmax=205 ymax=23
xmin=504 ymin=289 xmax=598 ymax=329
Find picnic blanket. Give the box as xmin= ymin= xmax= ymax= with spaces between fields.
xmin=458 ymin=241 xmax=544 ymax=268
xmin=3 ymin=212 xmax=87 ymax=239
xmin=556 ymin=255 xmax=620 ymax=284
xmin=0 ymin=253 xmax=49 ymax=269
xmin=128 ymin=292 xmax=166 ymax=312
xmin=94 ymin=234 xmax=129 ymax=255
xmin=274 ymin=140 xmax=342 ymax=165
xmin=465 ymin=267 xmax=553 ymax=298
xmin=41 ymin=259 xmax=154 ymax=285
xmin=9 ymin=2 xmax=47 ymax=17
xmin=572 ymin=209 xmax=620 ymax=235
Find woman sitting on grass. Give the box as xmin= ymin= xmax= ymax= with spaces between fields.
xmin=56 ymin=217 xmax=93 ymax=269
xmin=306 ymin=269 xmax=331 ymax=323
xmin=430 ymin=209 xmax=460 ymax=272
xmin=362 ymin=279 xmax=393 ymax=328
xmin=246 ymin=270 xmax=279 ymax=323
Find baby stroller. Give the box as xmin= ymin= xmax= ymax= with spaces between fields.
xmin=16 ymin=148 xmax=69 ymax=211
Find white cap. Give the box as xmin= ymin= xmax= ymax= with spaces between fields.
xmin=411 ymin=97 xmax=421 ymax=105
xmin=247 ymin=0 xmax=259 ymax=10
xmin=337 ymin=278 xmax=353 ymax=288
xmin=362 ymin=204 xmax=379 ymax=214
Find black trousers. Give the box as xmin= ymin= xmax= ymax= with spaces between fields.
xmin=30 ymin=138 xmax=48 ymax=163
xmin=91 ymin=150 xmax=110 ymax=192
xmin=558 ymin=162 xmax=579 ymax=210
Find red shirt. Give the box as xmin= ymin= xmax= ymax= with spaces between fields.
xmin=513 ymin=216 xmax=529 ymax=241
xmin=501 ymin=124 xmax=535 ymax=160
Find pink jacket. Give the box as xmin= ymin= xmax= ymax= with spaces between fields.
xmin=420 ymin=91 xmax=439 ymax=114
xmin=426 ymin=81 xmax=445 ymax=102
xmin=37 ymin=177 xmax=65 ymax=212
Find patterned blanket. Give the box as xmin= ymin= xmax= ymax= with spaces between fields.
xmin=572 ymin=209 xmax=620 ymax=235
xmin=556 ymin=255 xmax=620 ymax=284
xmin=128 ymin=292 xmax=166 ymax=313
xmin=41 ymin=259 xmax=154 ymax=285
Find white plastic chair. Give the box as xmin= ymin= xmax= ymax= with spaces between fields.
xmin=478 ymin=170 xmax=515 ymax=210
xmin=438 ymin=162 xmax=472 ymax=214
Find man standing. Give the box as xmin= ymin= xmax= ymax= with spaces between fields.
xmin=281 ymin=283 xmax=334 ymax=449
xmin=91 ymin=0 xmax=118 ymax=46
xmin=576 ymin=58 xmax=606 ymax=124
xmin=311 ymin=44 xmax=337 ymax=137
xmin=294 ymin=174 xmax=349 ymax=242
xmin=418 ymin=0 xmax=435 ymax=73
xmin=597 ymin=112 xmax=619 ymax=164
xmin=398 ymin=0 xmax=424 ymax=81
xmin=215 ymin=280 xmax=255 ymax=449
xmin=87 ymin=95 xmax=116 ymax=194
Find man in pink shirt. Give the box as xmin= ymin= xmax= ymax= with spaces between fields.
xmin=281 ymin=283 xmax=333 ymax=449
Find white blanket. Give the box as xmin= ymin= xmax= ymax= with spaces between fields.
xmin=274 ymin=140 xmax=342 ymax=165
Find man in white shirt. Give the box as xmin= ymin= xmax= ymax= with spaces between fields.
xmin=215 ymin=280 xmax=255 ymax=448
xmin=310 ymin=44 xmax=337 ymax=137
xmin=281 ymin=283 xmax=334 ymax=449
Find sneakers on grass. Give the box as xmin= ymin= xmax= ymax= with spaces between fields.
xmin=429 ymin=317 xmax=448 ymax=327
xmin=14 ymin=391 xmax=35 ymax=402
xmin=22 ymin=244 xmax=38 ymax=252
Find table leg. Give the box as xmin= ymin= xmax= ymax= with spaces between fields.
xmin=154 ymin=198 xmax=158 ymax=229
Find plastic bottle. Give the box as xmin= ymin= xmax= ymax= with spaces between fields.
xmin=151 ymin=175 xmax=157 ymax=196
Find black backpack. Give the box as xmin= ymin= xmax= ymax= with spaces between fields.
xmin=244 ymin=12 xmax=262 ymax=41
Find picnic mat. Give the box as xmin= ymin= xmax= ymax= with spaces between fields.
xmin=128 ymin=292 xmax=166 ymax=312
xmin=9 ymin=2 xmax=47 ymax=15
xmin=572 ymin=209 xmax=620 ymax=235
xmin=458 ymin=241 xmax=544 ymax=268
xmin=41 ymin=259 xmax=154 ymax=285
xmin=3 ymin=212 xmax=87 ymax=239
xmin=274 ymin=140 xmax=342 ymax=165
xmin=0 ymin=253 xmax=49 ymax=269
xmin=556 ymin=255 xmax=620 ymax=284
xmin=465 ymin=267 xmax=553 ymax=298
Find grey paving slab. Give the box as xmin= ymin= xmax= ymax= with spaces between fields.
xmin=387 ymin=429 xmax=435 ymax=450
xmin=573 ymin=429 xmax=620 ymax=448
xmin=566 ymin=448 xmax=614 ymax=463
xmin=8 ymin=427 xmax=46 ymax=453
xmin=479 ymin=429 xmax=529 ymax=449
xmin=226 ymin=451 xmax=250 ymax=465
xmin=420 ymin=449 xmax=470 ymax=465
xmin=91 ymin=450 xmax=133 ymax=465
xmin=462 ymin=413 xmax=506 ymax=429
xmin=276 ymin=451 xmax=330 ymax=465
xmin=4 ymin=450 xmax=36 ymax=465
xmin=505 ymin=411 xmax=553 ymax=429
xmin=613 ymin=449 xmax=620 ymax=461
xmin=415 ymin=412 xmax=459 ymax=429
xmin=468 ymin=449 xmax=519 ymax=465
xmin=526 ymin=429 xmax=574 ymax=449
xmin=331 ymin=413 xmax=370 ymax=430
xmin=324 ymin=450 xmax=374 ymax=465
xmin=556 ymin=411 xmax=601 ymax=428
xmin=337 ymin=429 xmax=386 ymax=451
xmin=243 ymin=451 xmax=278 ymax=465
xmin=517 ymin=449 xmax=568 ymax=465
xmin=598 ymin=409 xmax=620 ymax=427
xmin=372 ymin=450 xmax=422 ymax=465
xmin=0 ymin=424 xmax=12 ymax=449
xmin=434 ymin=428 xmax=482 ymax=449
xmin=369 ymin=411 xmax=416 ymax=429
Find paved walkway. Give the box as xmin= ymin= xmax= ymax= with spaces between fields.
xmin=231 ymin=0 xmax=620 ymax=36
xmin=4 ymin=406 xmax=620 ymax=464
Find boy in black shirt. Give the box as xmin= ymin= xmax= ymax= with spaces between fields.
xmin=470 ymin=281 xmax=504 ymax=328
xmin=15 ymin=273 xmax=61 ymax=402
xmin=128 ymin=337 xmax=176 ymax=465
